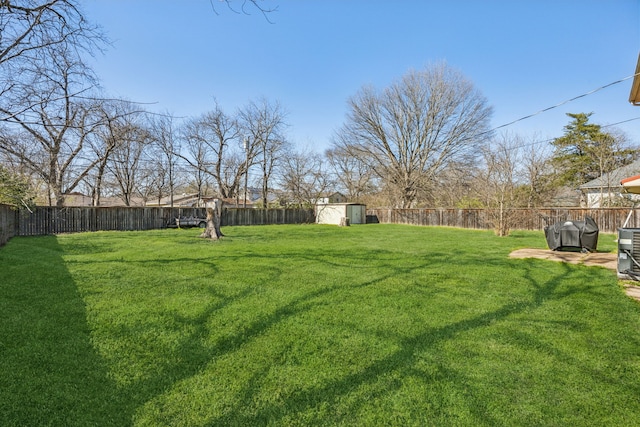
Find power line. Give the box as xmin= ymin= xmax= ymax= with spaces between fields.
xmin=488 ymin=72 xmax=640 ymax=134
xmin=493 ymin=116 xmax=640 ymax=152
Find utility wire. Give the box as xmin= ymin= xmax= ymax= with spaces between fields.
xmin=488 ymin=72 xmax=640 ymax=134
xmin=495 ymin=116 xmax=640 ymax=152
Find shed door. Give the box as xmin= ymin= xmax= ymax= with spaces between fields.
xmin=348 ymin=205 xmax=363 ymax=224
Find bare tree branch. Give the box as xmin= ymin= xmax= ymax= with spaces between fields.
xmin=333 ymin=63 xmax=492 ymax=208
xmin=211 ymin=0 xmax=278 ymax=23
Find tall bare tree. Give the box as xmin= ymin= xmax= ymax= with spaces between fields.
xmin=520 ymin=140 xmax=553 ymax=208
xmin=106 ymin=118 xmax=152 ymax=206
xmin=333 ymin=63 xmax=492 ymax=208
xmin=280 ymin=148 xmax=331 ymax=207
xmin=325 ymin=146 xmax=376 ymax=201
xmin=180 ymin=103 xmax=247 ymax=200
xmin=239 ymin=98 xmax=288 ymax=207
xmin=0 ymin=0 xmax=104 ymax=121
xmin=82 ymin=100 xmax=143 ymax=206
xmin=150 ymin=113 xmax=181 ymax=206
xmin=181 ymin=123 xmax=213 ymax=206
xmin=0 ymin=1 xmax=106 ymax=206
xmin=0 ymin=50 xmax=105 ymax=205
xmin=478 ymin=133 xmax=531 ymax=236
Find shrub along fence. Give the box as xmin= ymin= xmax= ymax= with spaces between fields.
xmin=366 ymin=207 xmax=640 ymax=234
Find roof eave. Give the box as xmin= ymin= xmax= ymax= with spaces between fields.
xmin=630 ymin=52 xmax=640 ymax=105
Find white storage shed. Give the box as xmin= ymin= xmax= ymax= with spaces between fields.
xmin=315 ymin=203 xmax=366 ymax=225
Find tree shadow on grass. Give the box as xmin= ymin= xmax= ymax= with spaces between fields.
xmin=0 ymin=236 xmax=134 ymax=426
xmin=202 ymin=259 xmax=638 ymax=425
xmin=14 ymin=234 xmax=635 ymax=425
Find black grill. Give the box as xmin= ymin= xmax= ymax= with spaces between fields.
xmin=543 ymin=216 xmax=599 ymax=252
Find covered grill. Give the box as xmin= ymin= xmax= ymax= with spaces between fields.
xmin=544 ymin=216 xmax=599 ymax=253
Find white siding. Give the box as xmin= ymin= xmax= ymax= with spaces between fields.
xmin=315 ymin=203 xmax=366 ymax=225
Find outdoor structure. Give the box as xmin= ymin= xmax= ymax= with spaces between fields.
xmin=615 ymin=52 xmax=640 ymax=279
xmin=60 ymin=193 xmax=145 ymax=207
xmin=316 ymin=203 xmax=366 ymax=225
xmin=147 ymin=189 xmax=262 ymax=208
xmin=579 ymin=159 xmax=640 ymax=207
xmin=315 ymin=192 xmax=347 ymax=205
xmin=630 ymin=51 xmax=640 ymax=105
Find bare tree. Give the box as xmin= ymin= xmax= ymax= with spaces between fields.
xmin=0 ymin=0 xmax=110 ymax=207
xmin=82 ymin=100 xmax=144 ymax=206
xmin=479 ymin=133 xmax=527 ymax=236
xmin=239 ymin=98 xmax=288 ymax=207
xmin=181 ymin=122 xmax=213 ymax=206
xmin=106 ymin=118 xmax=152 ymax=206
xmin=150 ymin=113 xmax=181 ymax=206
xmin=180 ymin=103 xmax=247 ymax=200
xmin=215 ymin=0 xmax=278 ymax=22
xmin=142 ymin=144 xmax=172 ymax=206
xmin=0 ymin=55 xmax=105 ymax=205
xmin=325 ymin=146 xmax=375 ymax=201
xmin=280 ymin=148 xmax=331 ymax=207
xmin=520 ymin=141 xmax=553 ymax=208
xmin=333 ymin=63 xmax=492 ymax=208
xmin=0 ymin=0 xmax=105 ymax=121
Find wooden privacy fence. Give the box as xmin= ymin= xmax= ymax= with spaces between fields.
xmin=14 ymin=206 xmax=315 ymax=237
xmin=223 ymin=207 xmax=315 ymax=226
xmin=366 ymin=208 xmax=640 ymax=233
xmin=0 ymin=204 xmax=17 ymax=246
xmin=3 ymin=205 xmax=640 ymax=241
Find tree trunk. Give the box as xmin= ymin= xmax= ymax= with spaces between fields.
xmin=200 ymin=199 xmax=223 ymax=240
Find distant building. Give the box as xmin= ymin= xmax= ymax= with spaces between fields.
xmin=579 ymin=159 xmax=640 ymax=207
xmin=314 ymin=192 xmax=347 ymax=205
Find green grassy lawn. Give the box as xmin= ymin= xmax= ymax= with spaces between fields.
xmin=1 ymin=224 xmax=639 ymax=426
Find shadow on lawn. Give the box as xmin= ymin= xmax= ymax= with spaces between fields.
xmin=131 ymin=249 xmax=608 ymax=423
xmin=0 ymin=236 xmax=134 ymax=426
xmin=208 ymin=261 xmax=587 ymax=425
xmin=197 ymin=258 xmax=632 ymax=425
xmin=13 ymin=235 xmax=631 ymax=425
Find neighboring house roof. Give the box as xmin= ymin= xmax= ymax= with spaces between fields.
xmin=315 ymin=192 xmax=347 ymax=205
xmin=631 ymin=51 xmax=640 ymax=105
xmin=579 ymin=159 xmax=640 ymax=191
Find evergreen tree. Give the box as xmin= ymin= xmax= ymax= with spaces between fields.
xmin=551 ymin=113 xmax=635 ymax=188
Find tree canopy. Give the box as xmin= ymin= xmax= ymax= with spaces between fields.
xmin=333 ymin=63 xmax=493 ymax=208
xmin=551 ymin=113 xmax=636 ymax=188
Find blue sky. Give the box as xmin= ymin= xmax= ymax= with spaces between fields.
xmin=83 ymin=0 xmax=640 ymax=152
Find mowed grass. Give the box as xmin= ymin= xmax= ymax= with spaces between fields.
xmin=1 ymin=224 xmax=639 ymax=426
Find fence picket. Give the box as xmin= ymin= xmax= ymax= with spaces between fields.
xmin=366 ymin=207 xmax=638 ymax=234
xmin=2 ymin=205 xmax=638 ymax=244
xmin=7 ymin=206 xmax=314 ymax=237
